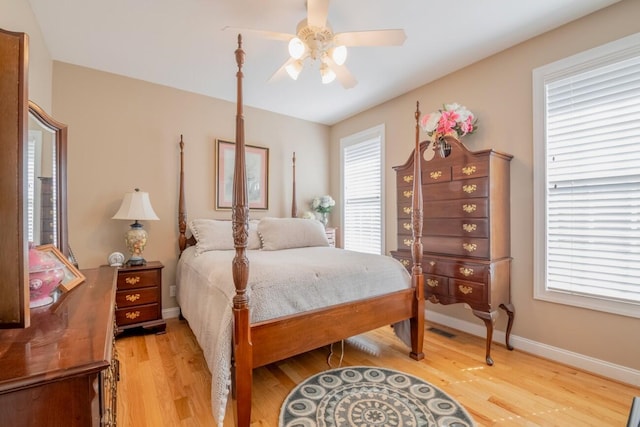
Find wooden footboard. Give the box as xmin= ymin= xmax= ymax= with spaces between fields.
xmin=177 ymin=35 xmax=425 ymax=427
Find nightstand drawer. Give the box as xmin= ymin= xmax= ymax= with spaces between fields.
xmin=116 ymin=303 xmax=160 ymax=326
xmin=117 ymin=269 xmax=160 ymax=290
xmin=116 ymin=287 xmax=158 ymax=308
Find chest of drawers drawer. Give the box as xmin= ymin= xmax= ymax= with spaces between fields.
xmin=397 ymin=218 xmax=489 ymax=238
xmin=117 ymin=268 xmax=160 ymax=290
xmin=116 ymin=286 xmax=159 ymax=308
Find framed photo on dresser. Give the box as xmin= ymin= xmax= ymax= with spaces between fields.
xmin=35 ymin=244 xmax=85 ymax=292
xmin=216 ymin=139 xmax=269 ymax=210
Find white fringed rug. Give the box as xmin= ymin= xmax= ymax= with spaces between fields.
xmin=279 ymin=366 xmax=476 ymax=427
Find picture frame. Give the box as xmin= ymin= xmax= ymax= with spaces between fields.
xmin=216 ymin=139 xmax=269 ymax=210
xmin=35 ymin=244 xmax=85 ymax=292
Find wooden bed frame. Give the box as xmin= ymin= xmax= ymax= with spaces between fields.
xmin=177 ymin=35 xmax=426 ymax=427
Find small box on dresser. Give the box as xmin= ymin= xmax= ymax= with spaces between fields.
xmin=391 ymin=137 xmax=514 ymax=366
xmin=115 ymin=261 xmax=166 ymax=335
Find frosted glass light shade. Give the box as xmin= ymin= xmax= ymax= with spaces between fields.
xmin=286 ymin=60 xmax=303 ymax=80
xmin=331 ymin=45 xmax=347 ymax=65
xmin=321 ymin=66 xmax=336 ymax=84
xmin=288 ymin=37 xmax=306 ymax=59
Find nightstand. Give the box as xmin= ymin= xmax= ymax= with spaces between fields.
xmin=115 ymin=261 xmax=166 ymax=335
xmin=326 ymin=227 xmax=337 ymax=248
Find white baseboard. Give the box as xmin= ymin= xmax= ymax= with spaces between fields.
xmin=163 ymin=306 xmax=181 ymax=319
xmin=426 ymin=311 xmax=640 ymax=387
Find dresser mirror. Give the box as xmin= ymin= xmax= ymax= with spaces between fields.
xmin=27 ymin=101 xmax=69 ymax=258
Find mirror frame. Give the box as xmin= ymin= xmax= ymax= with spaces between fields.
xmin=28 ymin=101 xmax=69 ymax=258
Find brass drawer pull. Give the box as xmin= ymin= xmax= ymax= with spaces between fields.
xmin=403 ymin=175 xmax=413 ymax=183
xmin=462 ymin=165 xmax=477 ymax=176
xmin=462 ymin=204 xmax=477 ymax=213
xmin=459 ymin=267 xmax=474 ymax=277
xmin=125 ymin=276 xmax=141 ymax=285
xmin=458 ymin=285 xmax=473 ymax=294
xmin=463 ymin=243 xmax=477 ymax=252
xmin=427 ymin=279 xmax=439 ymax=288
xmin=125 ymin=293 xmax=141 ymax=302
xmin=462 ymin=223 xmax=477 ymax=233
xmin=463 ymin=184 xmax=477 ymax=194
xmin=403 ymin=207 xmax=413 ymax=214
xmin=125 ymin=311 xmax=141 ymax=320
xmin=400 ymin=259 xmax=409 ymax=267
xmin=430 ymin=171 xmax=443 ymax=180
xmin=429 ymin=261 xmax=436 ymax=266
xmin=403 ymin=190 xmax=413 ymax=198
xmin=403 ymin=238 xmax=413 ymax=247
xmin=403 ymin=222 xmax=411 ymax=230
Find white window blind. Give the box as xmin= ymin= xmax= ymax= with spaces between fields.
xmin=27 ymin=135 xmax=36 ymax=243
xmin=533 ymin=32 xmax=640 ymax=318
xmin=341 ymin=126 xmax=384 ymax=254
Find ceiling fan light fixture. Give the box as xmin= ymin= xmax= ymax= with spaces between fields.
xmin=288 ymin=37 xmax=306 ymax=59
xmin=330 ymin=45 xmax=347 ymax=65
xmin=320 ymin=64 xmax=336 ymax=84
xmin=285 ymin=60 xmax=303 ymax=80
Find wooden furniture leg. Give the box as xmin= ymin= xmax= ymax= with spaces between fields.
xmin=472 ymin=309 xmax=498 ymax=366
xmin=500 ymin=303 xmax=515 ymax=351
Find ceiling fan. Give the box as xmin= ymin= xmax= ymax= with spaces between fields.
xmin=225 ymin=0 xmax=406 ymax=88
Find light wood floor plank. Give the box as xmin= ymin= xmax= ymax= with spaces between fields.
xmin=116 ymin=318 xmax=639 ymax=426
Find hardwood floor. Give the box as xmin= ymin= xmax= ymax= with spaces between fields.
xmin=116 ymin=318 xmax=638 ymax=426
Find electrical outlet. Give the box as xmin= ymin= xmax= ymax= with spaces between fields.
xmin=169 ymin=285 xmax=176 ymax=297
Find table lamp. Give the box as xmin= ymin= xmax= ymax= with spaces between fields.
xmin=112 ymin=188 xmax=159 ymax=266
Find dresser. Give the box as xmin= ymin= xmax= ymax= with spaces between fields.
xmin=0 ymin=266 xmax=118 ymax=426
xmin=391 ymin=137 xmax=514 ymax=365
xmin=115 ymin=261 xmax=166 ymax=334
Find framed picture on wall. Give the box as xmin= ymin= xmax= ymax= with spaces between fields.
xmin=216 ymin=139 xmax=269 ymax=210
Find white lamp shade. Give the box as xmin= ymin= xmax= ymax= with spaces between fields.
xmin=112 ymin=189 xmax=159 ymax=221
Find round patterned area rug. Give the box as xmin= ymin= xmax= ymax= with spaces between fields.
xmin=279 ymin=366 xmax=475 ymax=427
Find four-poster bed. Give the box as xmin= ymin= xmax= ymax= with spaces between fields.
xmin=176 ymin=35 xmax=427 ymax=427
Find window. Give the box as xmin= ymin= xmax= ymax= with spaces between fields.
xmin=340 ymin=125 xmax=384 ymax=254
xmin=533 ymin=32 xmax=640 ymax=318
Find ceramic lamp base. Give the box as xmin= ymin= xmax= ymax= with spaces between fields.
xmin=124 ymin=221 xmax=149 ymax=267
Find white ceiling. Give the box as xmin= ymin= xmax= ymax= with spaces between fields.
xmin=28 ymin=0 xmax=619 ymax=125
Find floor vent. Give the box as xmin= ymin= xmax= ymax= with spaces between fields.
xmin=428 ymin=327 xmax=455 ymax=338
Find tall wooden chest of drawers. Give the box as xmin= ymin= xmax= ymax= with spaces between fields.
xmin=391 ymin=137 xmax=514 ymax=365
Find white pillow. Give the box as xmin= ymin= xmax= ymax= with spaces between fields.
xmin=189 ymin=219 xmax=261 ymax=254
xmin=258 ymin=217 xmax=329 ymax=251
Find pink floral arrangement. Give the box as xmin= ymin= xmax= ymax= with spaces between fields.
xmin=419 ymin=103 xmax=478 ymax=140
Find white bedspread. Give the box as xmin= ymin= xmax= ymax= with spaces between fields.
xmin=176 ymin=246 xmax=412 ymax=426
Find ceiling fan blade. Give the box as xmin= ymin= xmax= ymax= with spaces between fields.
xmin=222 ymin=26 xmax=294 ymax=42
xmin=334 ymin=29 xmax=407 ymax=47
xmin=325 ymin=57 xmax=357 ymax=89
xmin=307 ymin=0 xmax=329 ymax=29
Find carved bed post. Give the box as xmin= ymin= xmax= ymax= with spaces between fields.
xmin=178 ymin=135 xmax=187 ymax=254
xmin=291 ymin=152 xmax=297 ymax=218
xmin=410 ymin=102 xmax=425 ymax=360
xmin=231 ymin=34 xmax=252 ymax=427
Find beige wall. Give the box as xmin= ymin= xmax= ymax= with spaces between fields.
xmin=0 ymin=0 xmax=52 ymax=110
xmin=330 ymin=0 xmax=640 ymax=371
xmin=52 ymin=63 xmax=329 ymax=308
